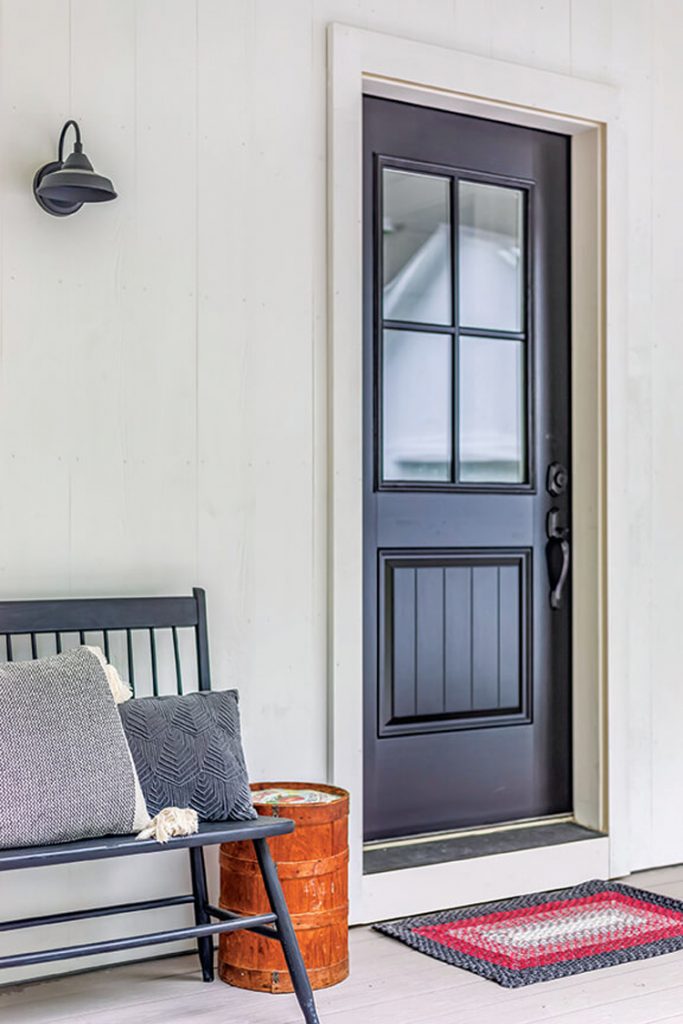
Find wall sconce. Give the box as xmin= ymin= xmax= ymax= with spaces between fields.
xmin=33 ymin=120 xmax=117 ymax=217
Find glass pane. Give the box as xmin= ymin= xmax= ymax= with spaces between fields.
xmin=459 ymin=181 xmax=524 ymax=332
xmin=383 ymin=169 xmax=452 ymax=326
xmin=383 ymin=330 xmax=452 ymax=482
xmin=459 ymin=336 xmax=526 ymax=483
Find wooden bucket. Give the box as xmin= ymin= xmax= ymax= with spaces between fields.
xmin=218 ymin=781 xmax=349 ymax=993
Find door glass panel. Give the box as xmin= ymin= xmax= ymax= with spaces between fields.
xmin=383 ymin=169 xmax=452 ymax=326
xmin=458 ymin=181 xmax=524 ymax=332
xmin=459 ymin=335 xmax=526 ymax=483
xmin=383 ymin=330 xmax=452 ymax=482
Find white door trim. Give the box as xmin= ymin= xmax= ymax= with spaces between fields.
xmin=326 ymin=23 xmax=626 ymax=923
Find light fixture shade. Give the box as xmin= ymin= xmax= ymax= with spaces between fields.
xmin=33 ymin=121 xmax=117 ymax=217
xmin=37 ymin=168 xmax=117 ymax=205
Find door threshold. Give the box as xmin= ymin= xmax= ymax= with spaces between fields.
xmin=364 ymin=813 xmax=574 ymax=851
xmin=363 ymin=818 xmax=606 ymax=875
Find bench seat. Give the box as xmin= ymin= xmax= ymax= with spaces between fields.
xmin=0 ymin=816 xmax=293 ymax=871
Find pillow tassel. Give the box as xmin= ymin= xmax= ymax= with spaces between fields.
xmin=136 ymin=807 xmax=199 ymax=843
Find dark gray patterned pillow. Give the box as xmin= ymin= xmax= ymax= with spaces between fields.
xmin=119 ymin=690 xmax=257 ymax=821
xmin=0 ymin=647 xmax=149 ymax=849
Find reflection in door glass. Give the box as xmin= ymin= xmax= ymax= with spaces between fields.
xmin=459 ymin=181 xmax=524 ymax=332
xmin=459 ymin=336 xmax=526 ymax=483
xmin=383 ymin=330 xmax=452 ymax=481
xmin=383 ymin=169 xmax=452 ymax=326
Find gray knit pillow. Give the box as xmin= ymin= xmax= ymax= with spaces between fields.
xmin=119 ymin=690 xmax=257 ymax=821
xmin=0 ymin=647 xmax=149 ymax=849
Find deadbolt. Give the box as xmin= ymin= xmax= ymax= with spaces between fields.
xmin=546 ymin=462 xmax=569 ymax=497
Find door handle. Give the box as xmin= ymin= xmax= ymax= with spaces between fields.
xmin=546 ymin=508 xmax=570 ymax=610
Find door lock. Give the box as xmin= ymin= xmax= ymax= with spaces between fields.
xmin=548 ymin=462 xmax=569 ymax=497
xmin=546 ymin=462 xmax=569 ymax=496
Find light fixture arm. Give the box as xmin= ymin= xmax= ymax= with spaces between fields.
xmin=57 ymin=120 xmax=82 ymax=163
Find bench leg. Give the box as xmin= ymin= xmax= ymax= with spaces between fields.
xmin=253 ymin=837 xmax=321 ymax=1024
xmin=189 ymin=846 xmax=214 ymax=982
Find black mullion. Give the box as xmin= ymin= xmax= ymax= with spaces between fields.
xmin=452 ymin=175 xmax=460 ymax=484
xmin=383 ymin=319 xmax=456 ymax=336
xmin=458 ymin=326 xmax=527 ymax=342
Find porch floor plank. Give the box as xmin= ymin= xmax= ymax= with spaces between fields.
xmin=4 ymin=866 xmax=683 ymax=1024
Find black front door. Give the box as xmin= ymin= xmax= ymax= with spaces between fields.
xmin=363 ymin=96 xmax=571 ymax=842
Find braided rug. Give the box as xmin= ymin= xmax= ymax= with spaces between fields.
xmin=374 ymin=880 xmax=683 ymax=986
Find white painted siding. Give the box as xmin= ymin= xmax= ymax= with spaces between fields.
xmin=0 ymin=0 xmax=675 ymax=978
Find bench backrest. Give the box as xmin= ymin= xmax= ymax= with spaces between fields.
xmin=0 ymin=587 xmax=211 ymax=697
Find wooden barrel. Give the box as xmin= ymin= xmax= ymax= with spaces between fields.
xmin=218 ymin=781 xmax=349 ymax=993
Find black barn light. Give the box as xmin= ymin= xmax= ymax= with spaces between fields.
xmin=33 ymin=120 xmax=117 ymax=217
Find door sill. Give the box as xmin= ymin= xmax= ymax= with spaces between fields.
xmin=356 ymin=832 xmax=609 ymax=923
xmin=363 ymin=818 xmax=605 ymax=875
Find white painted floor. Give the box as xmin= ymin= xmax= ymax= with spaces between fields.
xmin=4 ymin=865 xmax=683 ymax=1024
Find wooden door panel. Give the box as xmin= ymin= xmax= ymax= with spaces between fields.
xmin=379 ymin=551 xmax=530 ymax=737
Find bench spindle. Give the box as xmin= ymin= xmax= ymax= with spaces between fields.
xmin=126 ymin=629 xmax=135 ymax=696
xmin=172 ymin=627 xmax=183 ymax=695
xmin=149 ymin=629 xmax=158 ymax=696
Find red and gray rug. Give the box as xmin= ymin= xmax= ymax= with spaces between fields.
xmin=374 ymin=880 xmax=683 ymax=987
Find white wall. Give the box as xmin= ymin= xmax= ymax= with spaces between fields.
xmin=0 ymin=0 xmax=677 ymax=979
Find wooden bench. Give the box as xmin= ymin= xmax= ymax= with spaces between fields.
xmin=0 ymin=588 xmax=320 ymax=1024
